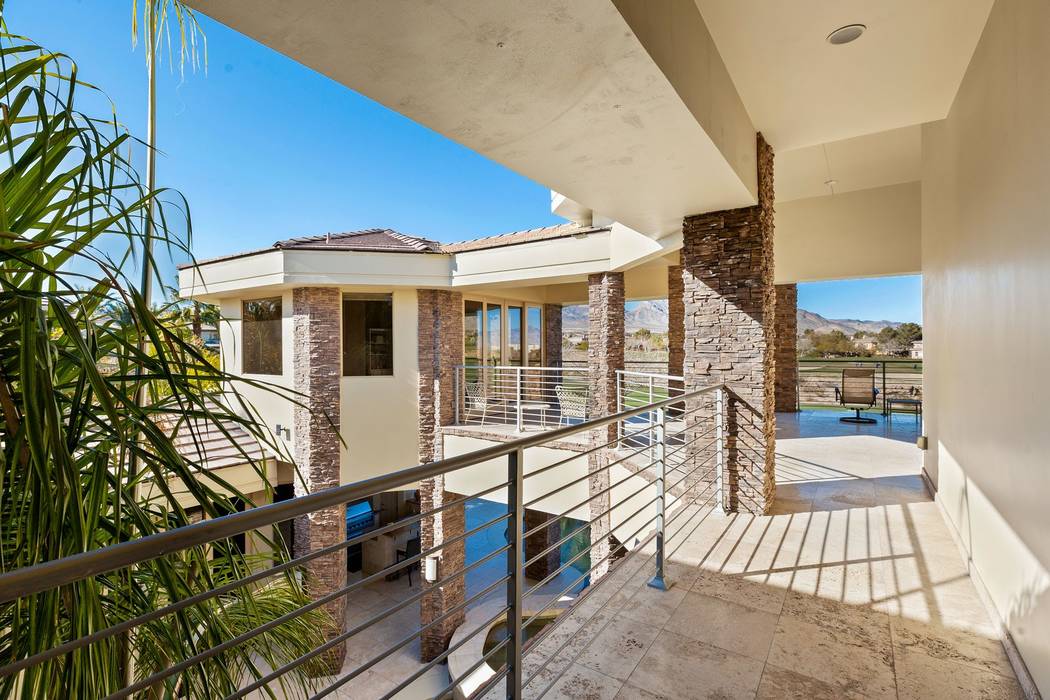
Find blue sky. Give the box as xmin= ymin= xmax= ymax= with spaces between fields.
xmin=9 ymin=0 xmax=921 ymax=323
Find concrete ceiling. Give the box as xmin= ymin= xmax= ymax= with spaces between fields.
xmin=776 ymin=125 xmax=921 ymax=203
xmin=695 ymin=0 xmax=994 ymax=151
xmin=187 ymin=0 xmax=757 ymax=237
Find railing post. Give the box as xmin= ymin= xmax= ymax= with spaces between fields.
xmin=881 ymin=361 xmax=888 ymax=415
xmin=506 ymin=447 xmax=524 ymax=699
xmin=515 ymin=367 xmax=523 ymax=432
xmin=715 ymin=387 xmax=725 ymax=513
xmin=616 ymin=371 xmax=623 ymax=445
xmin=454 ymin=366 xmax=461 ymax=425
xmin=647 ymin=406 xmax=671 ymax=591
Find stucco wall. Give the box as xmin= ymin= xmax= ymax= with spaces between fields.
xmin=774 ymin=181 xmax=921 ymax=284
xmin=921 ymin=0 xmax=1050 ymax=691
xmin=442 ymin=435 xmax=665 ymax=550
xmin=340 ymin=289 xmax=421 ymax=483
xmin=219 ymin=288 xmax=422 ymax=486
xmin=219 ymin=292 xmax=296 ymax=458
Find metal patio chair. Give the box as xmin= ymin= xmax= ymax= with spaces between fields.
xmin=464 ymin=382 xmax=498 ymax=425
xmin=835 ymin=367 xmax=880 ymax=424
xmin=555 ymin=384 xmax=587 ymax=425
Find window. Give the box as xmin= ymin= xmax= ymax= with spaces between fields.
xmin=242 ymin=297 xmax=282 ymax=375
xmin=526 ymin=306 xmax=543 ymax=366
xmin=343 ymin=294 xmax=394 ymax=376
xmin=464 ymin=300 xmax=483 ymax=365
xmin=487 ymin=305 xmax=502 ymax=365
xmin=507 ymin=305 xmax=523 ymax=366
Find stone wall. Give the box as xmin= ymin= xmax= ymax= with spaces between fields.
xmin=774 ymin=284 xmax=799 ymax=412
xmin=667 ymin=264 xmax=685 ymax=395
xmin=586 ymin=273 xmax=623 ymax=581
xmin=416 ymin=289 xmax=466 ymax=662
xmin=291 ymin=286 xmax=346 ymax=673
xmin=587 ymin=272 xmax=625 ymax=442
xmin=524 ymin=507 xmax=561 ymax=580
xmin=544 ymin=303 xmax=563 ymax=367
xmin=681 ymin=134 xmax=777 ymax=514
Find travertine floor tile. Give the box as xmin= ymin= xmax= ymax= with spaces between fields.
xmin=755 ymin=664 xmax=849 ymax=699
xmin=767 ymin=614 xmax=896 ymax=699
xmin=627 ymin=629 xmax=764 ymax=700
xmin=575 ymin=615 xmax=662 ymax=681
xmin=664 ymin=591 xmax=778 ymax=661
xmin=894 ymin=646 xmax=1024 ymax=699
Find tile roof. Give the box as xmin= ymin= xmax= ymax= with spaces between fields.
xmin=181 ymin=223 xmax=609 ymax=268
xmin=160 ymin=411 xmax=270 ymax=471
xmin=440 ymin=223 xmax=610 ymax=253
xmin=273 ymin=228 xmax=442 ymax=253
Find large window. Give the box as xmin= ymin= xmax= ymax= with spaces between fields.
xmin=242 ymin=297 xmax=282 ymax=375
xmin=526 ymin=306 xmax=542 ymax=366
xmin=343 ymin=294 xmax=393 ymax=376
xmin=487 ymin=305 xmax=502 ymax=365
xmin=464 ymin=299 xmax=544 ymax=367
xmin=464 ymin=300 xmax=483 ymax=365
xmin=507 ymin=305 xmax=523 ymax=366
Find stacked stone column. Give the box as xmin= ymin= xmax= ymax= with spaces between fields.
xmin=416 ymin=289 xmax=466 ymax=662
xmin=667 ymin=265 xmax=685 ymax=396
xmin=774 ymin=284 xmax=799 ymax=412
xmin=524 ymin=507 xmax=561 ymax=580
xmin=682 ymin=134 xmax=777 ymax=514
xmin=291 ymin=286 xmax=346 ymax=674
xmin=586 ymin=272 xmax=624 ymax=581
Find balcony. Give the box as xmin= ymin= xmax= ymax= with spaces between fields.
xmin=0 ymin=387 xmax=1021 ymax=699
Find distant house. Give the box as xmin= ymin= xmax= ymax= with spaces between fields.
xmin=910 ymin=340 xmax=923 ymax=359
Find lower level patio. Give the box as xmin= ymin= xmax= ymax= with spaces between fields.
xmin=310 ymin=410 xmax=1022 ymax=699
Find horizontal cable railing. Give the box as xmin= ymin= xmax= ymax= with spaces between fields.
xmin=0 ymin=384 xmax=730 ymax=699
xmin=454 ymin=364 xmax=590 ymax=431
xmin=797 ymin=357 xmax=923 ymax=414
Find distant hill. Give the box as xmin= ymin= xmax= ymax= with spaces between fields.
xmin=562 ymin=301 xmax=903 ymax=335
xmin=796 ymin=309 xmax=902 ymax=336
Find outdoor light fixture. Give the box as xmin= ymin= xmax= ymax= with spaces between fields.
xmin=424 ymin=554 xmax=439 ymax=583
xmin=826 ymin=24 xmax=866 ymax=45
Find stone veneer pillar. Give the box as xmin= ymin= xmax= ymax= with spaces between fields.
xmin=543 ymin=303 xmax=563 ymax=367
xmin=774 ymin=284 xmax=799 ymax=412
xmin=416 ymin=289 xmax=466 ymax=662
xmin=586 ymin=272 xmax=624 ymax=581
xmin=291 ymin=286 xmax=346 ymax=674
xmin=682 ymin=134 xmax=777 ymax=514
xmin=524 ymin=507 xmax=561 ymax=580
xmin=667 ymin=265 xmax=685 ymax=395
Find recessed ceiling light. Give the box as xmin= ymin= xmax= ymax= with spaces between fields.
xmin=827 ymin=24 xmax=866 ymax=45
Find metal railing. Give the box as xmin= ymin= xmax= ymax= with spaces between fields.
xmin=454 ymin=364 xmax=590 ymax=431
xmin=0 ymin=384 xmax=730 ymax=699
xmin=797 ymin=358 xmax=923 ymax=414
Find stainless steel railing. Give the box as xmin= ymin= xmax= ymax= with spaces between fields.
xmin=453 ymin=364 xmax=590 ymax=431
xmin=0 ymin=384 xmax=730 ymax=699
xmin=797 ymin=358 xmax=923 ymax=414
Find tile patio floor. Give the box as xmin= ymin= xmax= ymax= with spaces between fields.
xmin=504 ymin=412 xmax=1024 ymax=699
xmin=290 ymin=411 xmax=1023 ymax=699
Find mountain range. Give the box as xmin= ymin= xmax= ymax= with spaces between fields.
xmin=562 ymin=300 xmax=902 ymax=335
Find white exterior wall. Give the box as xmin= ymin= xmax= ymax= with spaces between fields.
xmin=921 ymin=0 xmax=1050 ymax=692
xmin=443 ymin=435 xmax=665 ymax=550
xmin=340 ymin=289 xmax=421 ymax=483
xmin=219 ymin=292 xmax=296 ymax=458
xmin=775 ymin=182 xmax=922 ymax=284
xmin=218 ymin=288 xmax=423 ymax=487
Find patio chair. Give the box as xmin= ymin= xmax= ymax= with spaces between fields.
xmin=464 ymin=382 xmax=498 ymax=425
xmin=396 ymin=536 xmax=421 ymax=587
xmin=834 ymin=367 xmax=879 ymax=424
xmin=555 ymin=385 xmax=587 ymax=425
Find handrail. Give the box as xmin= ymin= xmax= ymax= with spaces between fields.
xmin=453 ymin=363 xmax=586 ymax=370
xmin=617 ymin=368 xmax=683 ymax=382
xmin=0 ymin=382 xmax=726 ymax=605
xmin=798 ymin=357 xmax=922 ymax=364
